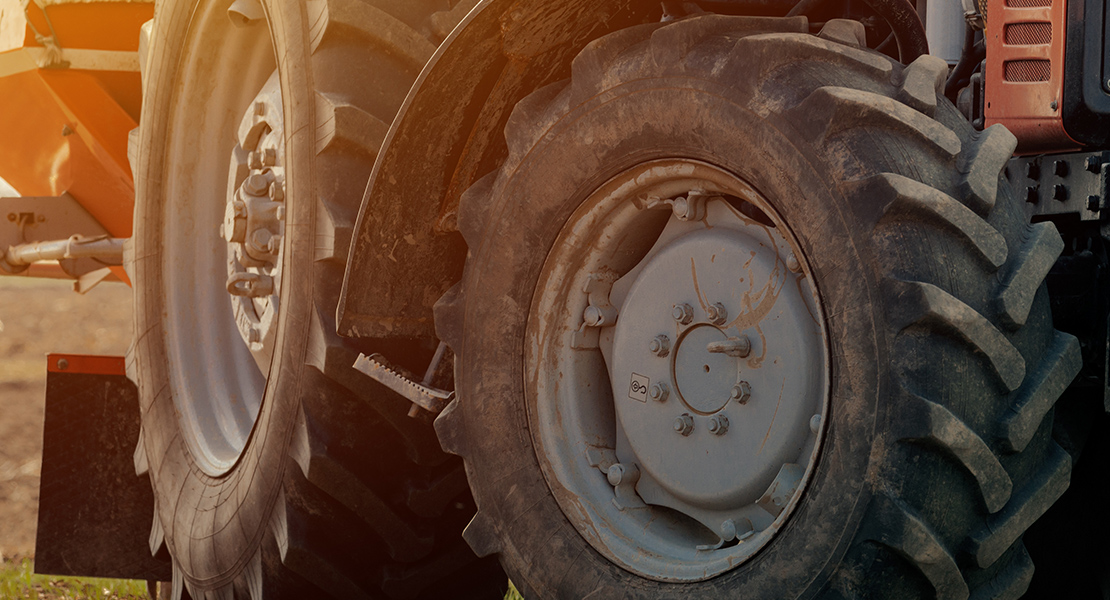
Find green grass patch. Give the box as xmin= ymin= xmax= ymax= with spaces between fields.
xmin=0 ymin=556 xmax=149 ymax=600
xmin=504 ymin=580 xmax=524 ymax=600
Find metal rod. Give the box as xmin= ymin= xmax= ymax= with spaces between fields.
xmin=4 ymin=235 xmax=125 ymax=267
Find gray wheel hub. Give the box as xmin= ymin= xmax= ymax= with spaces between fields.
xmin=604 ymin=198 xmax=825 ymax=542
xmin=223 ymin=73 xmax=286 ymax=372
xmin=527 ymin=160 xmax=830 ymax=580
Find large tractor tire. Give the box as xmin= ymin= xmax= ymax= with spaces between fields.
xmin=128 ymin=0 xmax=501 ymax=598
xmin=435 ymin=14 xmax=1081 ymax=599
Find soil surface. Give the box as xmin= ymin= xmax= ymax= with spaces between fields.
xmin=0 ymin=277 xmax=132 ymax=561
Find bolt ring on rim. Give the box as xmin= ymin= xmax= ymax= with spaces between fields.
xmin=526 ymin=159 xmax=830 ymax=581
xmin=159 ymin=5 xmax=281 ymax=476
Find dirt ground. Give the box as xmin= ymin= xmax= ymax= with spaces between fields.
xmin=0 ymin=276 xmax=132 ymax=561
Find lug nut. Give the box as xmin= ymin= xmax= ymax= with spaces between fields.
xmin=786 ymin=253 xmax=801 ymax=273
xmin=708 ymin=414 xmax=729 ymax=435
xmin=672 ymin=303 xmax=694 ymax=325
xmin=244 ymin=173 xmax=270 ymax=196
xmin=649 ymin=382 xmax=670 ymax=402
xmin=267 ymin=234 xmax=283 ymax=254
xmin=583 ymin=305 xmax=616 ymax=327
xmin=673 ymin=414 xmax=694 ymax=436
xmin=706 ymin=302 xmax=728 ymax=325
xmin=731 ymin=381 xmax=752 ymax=404
xmin=261 ymin=148 xmax=277 ymax=166
xmin=606 ymin=463 xmax=639 ymax=487
xmin=649 ymin=334 xmax=671 ymax=357
xmin=250 ymin=228 xmax=273 ymax=251
xmin=223 ymin=200 xmax=248 ymax=243
xmin=810 ymin=413 xmax=822 ymax=434
xmin=270 ymin=181 xmax=285 ymax=201
xmin=1087 ymin=155 xmax=1102 ymax=173
xmin=720 ymin=519 xmax=737 ymax=541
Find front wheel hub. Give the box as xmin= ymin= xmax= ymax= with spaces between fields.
xmin=223 ymin=73 xmax=286 ymax=372
xmin=528 ymin=160 xmax=830 ymax=581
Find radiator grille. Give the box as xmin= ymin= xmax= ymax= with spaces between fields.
xmin=1005 ymin=0 xmax=1051 ymax=7
xmin=1005 ymin=22 xmax=1052 ymax=44
xmin=1004 ymin=59 xmax=1052 ymax=82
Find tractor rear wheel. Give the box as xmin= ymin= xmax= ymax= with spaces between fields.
xmin=436 ymin=14 xmax=1080 ymax=599
xmin=128 ymin=0 xmax=501 ymax=598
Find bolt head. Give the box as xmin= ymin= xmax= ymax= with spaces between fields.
xmin=261 ymin=148 xmax=277 ymax=167
xmin=270 ymin=181 xmax=285 ymax=201
xmin=673 ymin=413 xmax=694 ymax=436
xmin=649 ymin=382 xmax=669 ymax=402
xmin=786 ymin=253 xmax=801 ymax=273
xmin=1087 ymin=156 xmax=1102 ymax=173
xmin=720 ymin=519 xmax=737 ymax=541
xmin=56 ymin=358 xmax=68 ymax=370
xmin=607 ymin=464 xmax=625 ymax=486
xmin=672 ymin=303 xmax=694 ymax=325
xmin=1053 ymin=184 xmax=1068 ymax=202
xmin=1088 ymin=195 xmax=1102 ymax=212
xmin=709 ymin=414 xmax=729 ymax=435
xmin=707 ymin=302 xmax=728 ymax=325
xmin=809 ymin=413 xmax=823 ymax=434
xmin=671 ymin=196 xmax=692 ymax=220
xmin=251 ymin=228 xmax=273 ymax=249
xmin=731 ymin=381 xmax=752 ymax=404
xmin=267 ymin=234 xmax=283 ymax=254
xmin=254 ymin=101 xmax=266 ymax=116
xmin=244 ymin=173 xmax=270 ymax=196
xmin=1054 ymin=160 xmax=1070 ymax=177
xmin=649 ymin=334 xmax=671 ymax=357
xmin=584 ymin=305 xmax=605 ymax=327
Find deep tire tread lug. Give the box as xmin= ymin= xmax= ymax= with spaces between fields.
xmin=887 ymin=278 xmax=1026 ymax=391
xmin=958 ymin=124 xmax=1018 ymax=215
xmin=896 ymin=54 xmax=947 ymax=117
xmin=968 ymin=542 xmax=1034 ymax=600
xmin=894 ymin=393 xmax=1013 ymax=513
xmin=315 ymin=0 xmax=436 ymax=70
xmin=849 ymin=172 xmax=1007 ymax=269
xmin=1000 ymin=330 xmax=1083 ymax=452
xmin=994 ymin=221 xmax=1065 ymax=329
xmin=968 ymin=442 xmax=1072 ymax=568
xmin=865 ymin=494 xmax=970 ymax=600
xmin=314 ymin=92 xmax=391 ymax=160
xmin=816 ymin=19 xmax=866 ymax=47
xmin=786 ymin=86 xmax=961 ymax=157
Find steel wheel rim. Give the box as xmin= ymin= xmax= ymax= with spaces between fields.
xmin=526 ymin=159 xmax=831 ymax=581
xmin=160 ymin=1 xmax=281 ymax=476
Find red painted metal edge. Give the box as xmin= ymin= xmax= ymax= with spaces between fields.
xmin=46 ymin=353 xmax=125 ymax=376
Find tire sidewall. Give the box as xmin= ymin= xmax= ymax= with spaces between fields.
xmin=457 ymin=77 xmax=889 ymax=597
xmin=133 ymin=0 xmax=316 ymax=586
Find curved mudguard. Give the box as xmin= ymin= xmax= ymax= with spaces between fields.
xmin=336 ymin=0 xmax=791 ymax=341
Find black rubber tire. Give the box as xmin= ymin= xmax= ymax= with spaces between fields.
xmin=129 ymin=0 xmax=502 ymax=598
xmin=434 ymin=14 xmax=1081 ymax=599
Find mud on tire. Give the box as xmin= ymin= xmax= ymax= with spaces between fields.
xmin=435 ymin=14 xmax=1080 ymax=599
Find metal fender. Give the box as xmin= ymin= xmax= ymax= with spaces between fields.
xmin=337 ymin=0 xmax=791 ymax=341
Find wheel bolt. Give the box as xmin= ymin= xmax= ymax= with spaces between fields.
xmin=786 ymin=253 xmax=801 ymax=273
xmin=673 ymin=413 xmax=694 ymax=436
xmin=720 ymin=519 xmax=737 ymax=541
xmin=244 ymin=173 xmax=269 ymax=196
xmin=583 ymin=305 xmax=610 ymax=327
xmin=810 ymin=414 xmax=822 ymax=434
xmin=606 ymin=463 xmax=639 ymax=486
xmin=649 ymin=335 xmax=670 ymax=357
xmin=261 ymin=148 xmax=277 ymax=166
xmin=708 ymin=414 xmax=729 ymax=435
xmin=731 ymin=381 xmax=752 ymax=404
xmin=672 ymin=303 xmax=693 ymax=324
xmin=706 ymin=302 xmax=728 ymax=325
xmin=648 ymin=382 xmax=669 ymax=402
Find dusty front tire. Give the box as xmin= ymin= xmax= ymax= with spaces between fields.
xmin=129 ymin=0 xmax=501 ymax=598
xmin=436 ymin=14 xmax=1080 ymax=599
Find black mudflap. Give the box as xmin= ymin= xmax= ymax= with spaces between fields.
xmin=34 ymin=354 xmax=170 ymax=581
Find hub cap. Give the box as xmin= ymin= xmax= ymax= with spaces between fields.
xmin=527 ymin=159 xmax=829 ymax=580
xmin=223 ymin=73 xmax=286 ymax=372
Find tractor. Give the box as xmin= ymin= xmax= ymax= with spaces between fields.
xmin=4 ymin=0 xmax=1109 ymax=597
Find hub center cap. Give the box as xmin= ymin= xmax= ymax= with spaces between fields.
xmin=673 ymin=324 xmax=734 ymax=414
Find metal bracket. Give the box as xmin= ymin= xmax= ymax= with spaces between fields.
xmin=1010 ymin=152 xmax=1108 ymax=222
xmin=353 ymin=347 xmax=454 ymax=415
